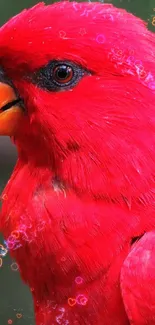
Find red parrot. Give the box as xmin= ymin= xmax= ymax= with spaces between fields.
xmin=0 ymin=1 xmax=155 ymax=324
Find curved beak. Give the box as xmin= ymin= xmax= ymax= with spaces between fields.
xmin=0 ymin=82 xmax=24 ymax=136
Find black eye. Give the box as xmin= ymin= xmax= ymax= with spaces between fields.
xmin=32 ymin=60 xmax=89 ymax=92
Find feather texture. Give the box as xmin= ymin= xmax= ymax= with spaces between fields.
xmin=0 ymin=2 xmax=155 ymax=324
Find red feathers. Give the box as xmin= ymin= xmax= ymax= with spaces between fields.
xmin=0 ymin=2 xmax=155 ymax=324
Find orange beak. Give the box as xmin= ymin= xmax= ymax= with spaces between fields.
xmin=0 ymin=82 xmax=24 ymax=136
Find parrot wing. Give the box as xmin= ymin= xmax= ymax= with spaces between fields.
xmin=121 ymin=231 xmax=155 ymax=324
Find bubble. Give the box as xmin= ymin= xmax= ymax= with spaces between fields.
xmin=80 ymin=8 xmax=90 ymax=17
xmin=104 ymin=13 xmax=114 ymax=21
xmin=11 ymin=262 xmax=19 ymax=271
xmin=68 ymin=297 xmax=76 ymax=307
xmin=30 ymin=287 xmax=34 ymax=292
xmin=79 ymin=28 xmax=86 ymax=36
xmin=148 ymin=82 xmax=155 ymax=90
xmin=52 ymin=303 xmax=57 ymax=310
xmin=76 ymin=294 xmax=88 ymax=306
xmin=56 ymin=316 xmax=62 ymax=324
xmin=72 ymin=2 xmax=78 ymax=11
xmin=16 ymin=313 xmax=22 ymax=319
xmin=139 ymin=70 xmax=147 ymax=79
xmin=152 ymin=17 xmax=155 ymax=26
xmin=116 ymin=49 xmax=123 ymax=57
xmin=7 ymin=320 xmax=13 ymax=325
xmin=96 ymin=34 xmax=106 ymax=44
xmin=59 ymin=30 xmax=66 ymax=38
xmin=44 ymin=27 xmax=52 ymax=30
xmin=129 ymin=49 xmax=135 ymax=56
xmin=75 ymin=276 xmax=83 ymax=285
xmin=134 ymin=60 xmax=143 ymax=68
xmin=126 ymin=56 xmax=135 ymax=64
xmin=11 ymin=230 xmax=20 ymax=239
xmin=58 ymin=307 xmax=65 ymax=313
xmin=0 ymin=244 xmax=8 ymax=257
xmin=5 ymin=236 xmax=21 ymax=251
xmin=0 ymin=258 xmax=3 ymax=268
xmin=55 ymin=307 xmax=66 ymax=324
xmin=1 ymin=194 xmax=8 ymax=200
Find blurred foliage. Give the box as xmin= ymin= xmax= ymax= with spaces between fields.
xmin=0 ymin=0 xmax=154 ymax=324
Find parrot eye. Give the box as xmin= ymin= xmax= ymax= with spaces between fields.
xmin=53 ymin=64 xmax=74 ymax=85
xmin=32 ymin=60 xmax=88 ymax=92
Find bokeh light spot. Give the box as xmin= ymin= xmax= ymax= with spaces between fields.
xmin=0 ymin=257 xmax=3 ymax=268
xmin=0 ymin=244 xmax=8 ymax=257
xmin=76 ymin=294 xmax=88 ymax=306
xmin=16 ymin=313 xmax=22 ymax=319
xmin=11 ymin=262 xmax=19 ymax=271
xmin=7 ymin=320 xmax=13 ymax=325
xmin=59 ymin=30 xmax=66 ymax=38
xmin=68 ymin=298 xmax=76 ymax=307
xmin=75 ymin=276 xmax=83 ymax=284
xmin=96 ymin=34 xmax=106 ymax=44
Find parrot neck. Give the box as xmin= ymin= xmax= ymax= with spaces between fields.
xmin=0 ymin=148 xmax=150 ymax=325
xmin=13 ymin=133 xmax=60 ymax=170
xmin=12 ymin=125 xmax=154 ymax=206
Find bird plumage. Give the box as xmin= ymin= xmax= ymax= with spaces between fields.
xmin=0 ymin=2 xmax=155 ymax=324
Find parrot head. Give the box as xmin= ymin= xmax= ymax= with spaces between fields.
xmin=0 ymin=2 xmax=154 ymax=200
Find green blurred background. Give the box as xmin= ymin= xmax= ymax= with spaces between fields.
xmin=0 ymin=0 xmax=154 ymax=324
